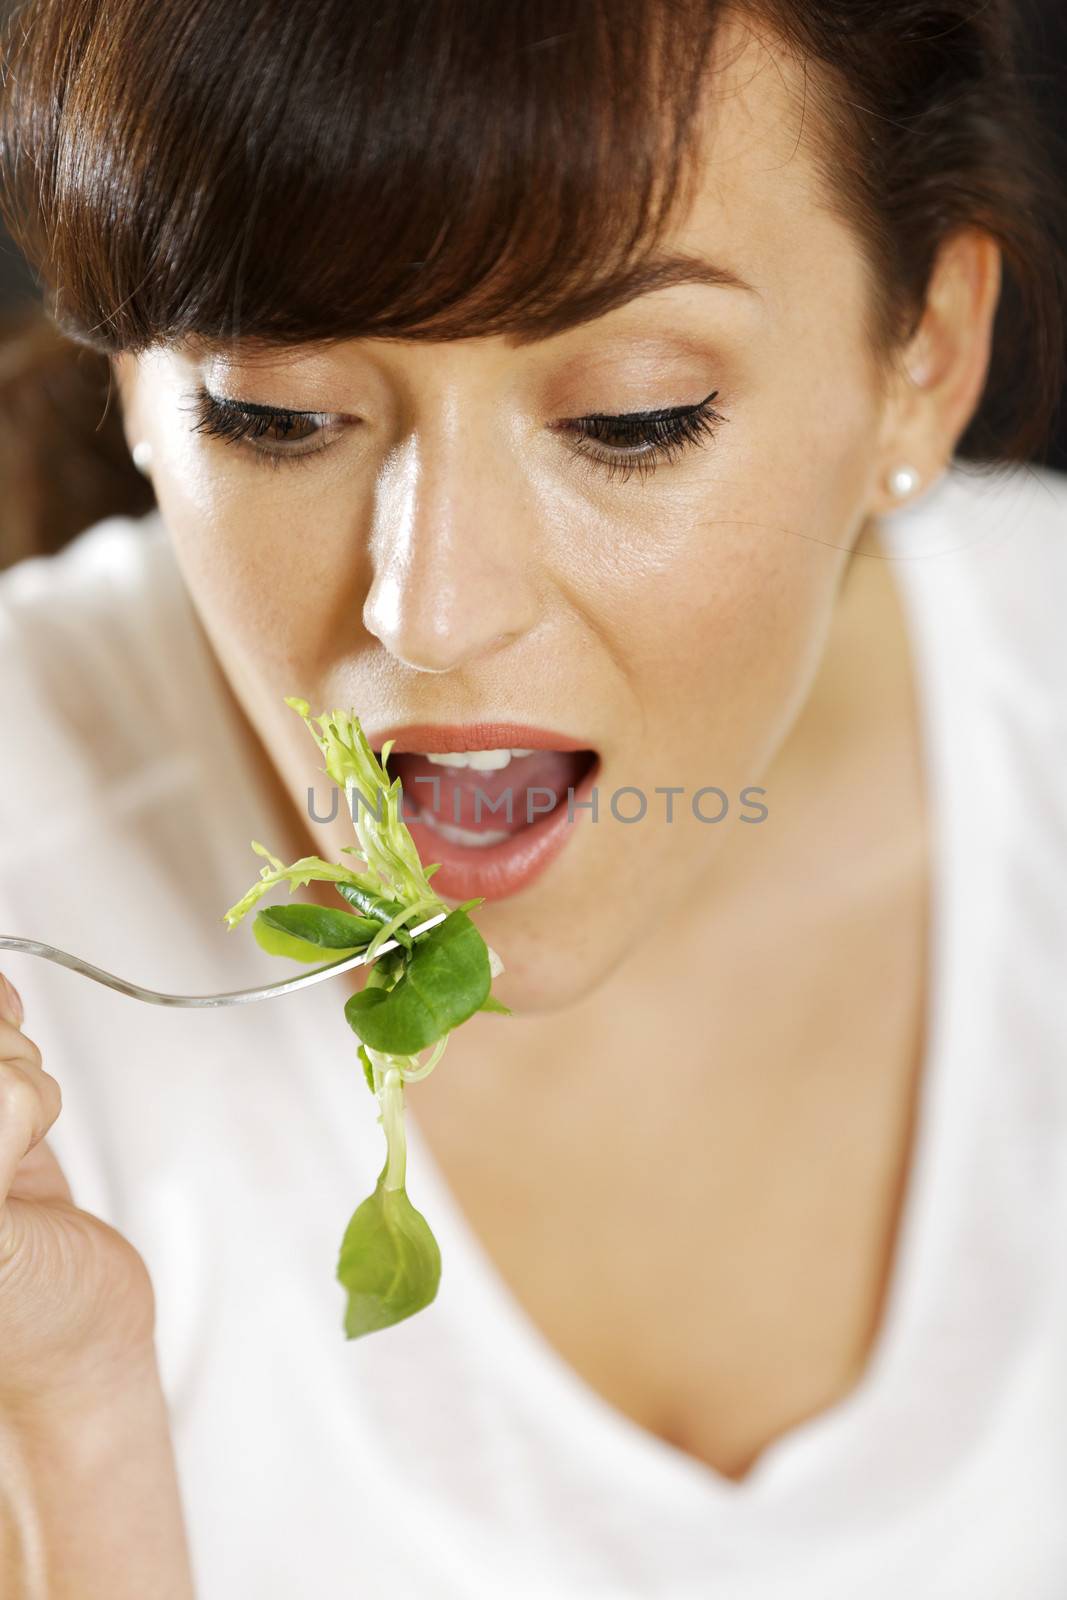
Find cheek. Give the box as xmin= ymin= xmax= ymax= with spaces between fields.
xmin=152 ymin=447 xmax=371 ymax=696
xmin=494 ymin=451 xmax=868 ymax=1006
xmin=535 ymin=286 xmax=881 ymax=781
xmin=544 ymin=433 xmax=868 ymax=796
xmin=151 ymin=462 xmax=376 ymax=836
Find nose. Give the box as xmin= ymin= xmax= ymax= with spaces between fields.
xmin=362 ymin=419 xmax=541 ymax=675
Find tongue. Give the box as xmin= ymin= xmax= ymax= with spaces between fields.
xmin=390 ymin=750 xmax=588 ymax=835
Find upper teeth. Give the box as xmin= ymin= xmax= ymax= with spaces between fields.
xmin=424 ymin=747 xmax=535 ymax=771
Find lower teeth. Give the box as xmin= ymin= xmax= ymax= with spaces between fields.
xmin=417 ymin=810 xmax=512 ymax=849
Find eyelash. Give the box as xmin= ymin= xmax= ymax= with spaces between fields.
xmin=182 ymin=385 xmax=725 ymax=484
xmin=554 ymin=391 xmax=723 ymax=484
xmin=183 ymin=391 xmax=334 ymax=473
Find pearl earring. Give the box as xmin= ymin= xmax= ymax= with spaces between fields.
xmin=131 ymin=440 xmax=154 ymax=475
xmin=887 ymin=464 xmax=920 ymax=499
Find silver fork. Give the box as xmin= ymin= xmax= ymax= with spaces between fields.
xmin=0 ymin=913 xmax=448 ymax=1009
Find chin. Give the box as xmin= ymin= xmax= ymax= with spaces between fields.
xmin=482 ymin=944 xmax=619 ymax=1018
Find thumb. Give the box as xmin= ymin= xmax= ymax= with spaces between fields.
xmin=0 ymin=973 xmax=72 ymax=1206
xmin=8 ymin=1137 xmax=74 ymax=1206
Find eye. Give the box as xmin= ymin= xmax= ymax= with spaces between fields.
xmin=555 ymin=389 xmax=725 ymax=485
xmin=182 ymin=386 xmax=344 ymax=468
xmin=182 ymin=382 xmax=726 ymax=482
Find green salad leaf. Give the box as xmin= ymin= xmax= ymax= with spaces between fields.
xmin=335 ymin=881 xmax=413 ymax=925
xmin=334 ymin=884 xmax=415 ymax=950
xmin=338 ymin=1176 xmax=442 ymax=1336
xmin=222 ymin=842 xmax=377 ymax=928
xmin=344 ymin=907 xmax=491 ymax=1054
xmin=477 ymin=993 xmax=513 ymax=1017
xmin=336 ymin=1067 xmax=441 ymax=1335
xmin=224 ymin=697 xmax=508 ymax=1339
xmin=253 ymin=903 xmax=381 ymax=963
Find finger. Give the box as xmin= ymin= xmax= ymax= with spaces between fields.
xmin=0 ymin=972 xmax=24 ymax=1029
xmin=0 ymin=1044 xmax=62 ymax=1201
xmin=0 ymin=1014 xmax=43 ymax=1073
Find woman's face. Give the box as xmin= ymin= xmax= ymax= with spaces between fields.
xmin=115 ymin=22 xmax=907 ymax=1012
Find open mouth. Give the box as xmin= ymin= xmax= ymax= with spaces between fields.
xmin=370 ymin=726 xmax=599 ymax=902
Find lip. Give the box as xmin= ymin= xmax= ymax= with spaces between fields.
xmin=367 ymin=722 xmax=591 ymax=756
xmin=367 ymin=724 xmax=599 ymax=903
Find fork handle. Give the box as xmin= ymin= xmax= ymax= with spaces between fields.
xmin=0 ymin=913 xmax=448 ymax=1009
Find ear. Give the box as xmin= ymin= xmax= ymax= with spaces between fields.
xmin=869 ymin=229 xmax=1002 ymax=513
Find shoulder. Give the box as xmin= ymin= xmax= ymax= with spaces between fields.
xmin=884 ymin=457 xmax=1067 ymax=578
xmin=935 ymin=461 xmax=1067 ymax=664
xmin=0 ymin=510 xmax=216 ymax=867
xmin=0 ymin=506 xmax=180 ymax=684
xmin=1 ymin=506 xmax=172 ymax=613
xmin=882 ymin=460 xmax=1067 ymax=702
xmin=0 ymin=507 xmax=199 ymax=674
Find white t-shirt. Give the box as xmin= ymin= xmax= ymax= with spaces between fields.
xmin=0 ymin=461 xmax=1065 ymax=1599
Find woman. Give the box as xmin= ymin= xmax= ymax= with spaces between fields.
xmin=0 ymin=2 xmax=1065 ymax=1595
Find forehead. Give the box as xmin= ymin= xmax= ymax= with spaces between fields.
xmin=665 ymin=17 xmax=845 ymax=261
xmin=178 ymin=16 xmax=864 ymax=376
xmin=647 ymin=15 xmax=872 ymax=336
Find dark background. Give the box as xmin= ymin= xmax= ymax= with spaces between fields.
xmin=1014 ymin=0 xmax=1067 ymax=467
xmin=1 ymin=0 xmax=1065 ymax=467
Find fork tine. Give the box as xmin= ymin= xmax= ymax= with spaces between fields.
xmin=0 ymin=912 xmax=448 ymax=1009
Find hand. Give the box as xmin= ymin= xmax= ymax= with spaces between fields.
xmin=0 ymin=971 xmax=156 ymax=1405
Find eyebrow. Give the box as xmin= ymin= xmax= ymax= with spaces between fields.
xmin=502 ymin=252 xmax=759 ymax=345
xmin=192 ymin=252 xmax=757 ymax=369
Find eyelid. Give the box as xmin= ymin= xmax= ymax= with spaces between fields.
xmin=194 ymin=388 xmax=711 ymax=432
xmin=571 ymin=391 xmax=720 ymax=425
xmin=182 ymin=385 xmax=345 ymax=467
xmin=207 ymin=395 xmax=329 ymax=420
xmin=556 ymin=388 xmax=725 ymax=485
xmin=199 ymin=394 xmax=336 ymax=432
xmin=183 ymin=382 xmax=725 ymax=483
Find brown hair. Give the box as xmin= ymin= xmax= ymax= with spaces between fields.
xmin=1 ymin=0 xmax=1064 ymax=566
xmin=0 ymin=304 xmax=154 ymax=568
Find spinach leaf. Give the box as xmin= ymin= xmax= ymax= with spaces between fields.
xmin=337 ymin=1169 xmax=442 ymax=1338
xmin=252 ymin=903 xmax=379 ymax=964
xmin=262 ymin=903 xmax=380 ymax=948
xmin=334 ymin=882 xmax=414 ymax=950
xmin=343 ymin=908 xmax=491 ymax=1054
xmin=335 ymin=882 xmax=408 ymax=926
xmin=477 ymin=993 xmax=513 ymax=1016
